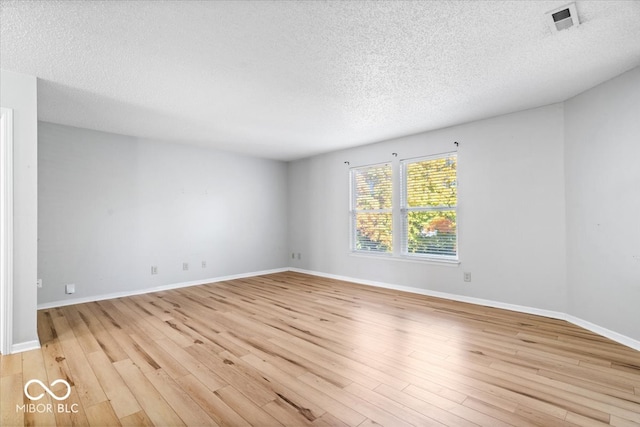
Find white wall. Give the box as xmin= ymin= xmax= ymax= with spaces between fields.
xmin=289 ymin=104 xmax=568 ymax=312
xmin=38 ymin=122 xmax=288 ymax=305
xmin=565 ymin=67 xmax=640 ymax=341
xmin=0 ymin=69 xmax=39 ymax=350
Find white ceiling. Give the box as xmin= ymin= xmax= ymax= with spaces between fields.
xmin=1 ymin=1 xmax=639 ymax=161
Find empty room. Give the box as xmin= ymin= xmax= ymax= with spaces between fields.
xmin=1 ymin=1 xmax=640 ymax=426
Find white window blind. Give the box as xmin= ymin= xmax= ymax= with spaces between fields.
xmin=350 ymin=163 xmax=392 ymax=253
xmin=401 ymin=153 xmax=457 ymax=259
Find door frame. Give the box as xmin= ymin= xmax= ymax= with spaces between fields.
xmin=1 ymin=107 xmax=14 ymax=355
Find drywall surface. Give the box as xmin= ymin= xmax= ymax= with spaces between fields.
xmin=0 ymin=69 xmax=39 ymax=348
xmin=288 ymin=104 xmax=568 ymax=312
xmin=565 ymin=67 xmax=640 ymax=341
xmin=38 ymin=122 xmax=288 ymax=304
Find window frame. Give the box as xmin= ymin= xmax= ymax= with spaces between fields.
xmin=400 ymin=152 xmax=458 ymax=261
xmin=349 ymin=162 xmax=393 ymax=255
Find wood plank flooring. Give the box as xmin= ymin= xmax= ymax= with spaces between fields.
xmin=1 ymin=271 xmax=639 ymax=426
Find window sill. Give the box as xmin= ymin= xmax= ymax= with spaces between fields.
xmin=349 ymin=252 xmax=460 ymax=267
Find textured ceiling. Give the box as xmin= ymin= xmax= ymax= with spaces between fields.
xmin=1 ymin=1 xmax=640 ymax=160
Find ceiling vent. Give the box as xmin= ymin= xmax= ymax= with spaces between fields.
xmin=546 ymin=3 xmax=580 ymax=32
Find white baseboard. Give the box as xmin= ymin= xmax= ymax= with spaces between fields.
xmin=289 ymin=268 xmax=640 ymax=352
xmin=564 ymin=314 xmax=640 ymax=352
xmin=288 ymin=268 xmax=565 ymax=319
xmin=37 ymin=268 xmax=288 ymax=310
xmin=11 ymin=339 xmax=41 ymax=354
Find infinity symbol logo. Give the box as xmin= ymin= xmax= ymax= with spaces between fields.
xmin=24 ymin=379 xmax=72 ymax=401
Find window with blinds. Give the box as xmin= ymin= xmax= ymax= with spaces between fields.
xmin=350 ymin=163 xmax=392 ymax=253
xmin=401 ymin=153 xmax=457 ymax=259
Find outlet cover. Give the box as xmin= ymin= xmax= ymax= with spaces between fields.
xmin=183 ymin=262 xmax=189 ymax=271
xmin=37 ymin=279 xmax=42 ymax=289
xmin=202 ymin=261 xmax=207 ymax=268
xmin=65 ymin=284 xmax=76 ymax=294
xmin=151 ymin=266 xmax=158 ymax=275
xmin=463 ymin=272 xmax=471 ymax=282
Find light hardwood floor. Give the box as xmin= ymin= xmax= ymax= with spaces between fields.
xmin=1 ymin=271 xmax=639 ymax=426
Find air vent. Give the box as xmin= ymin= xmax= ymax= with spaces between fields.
xmin=546 ymin=3 xmax=580 ymax=32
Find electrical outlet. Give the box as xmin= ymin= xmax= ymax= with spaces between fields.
xmin=183 ymin=262 xmax=189 ymax=271
xmin=65 ymin=284 xmax=75 ymax=294
xmin=151 ymin=266 xmax=158 ymax=275
xmin=202 ymin=261 xmax=206 ymax=268
xmin=291 ymin=252 xmax=295 ymax=259
xmin=37 ymin=279 xmax=42 ymax=288
xmin=463 ymin=272 xmax=471 ymax=282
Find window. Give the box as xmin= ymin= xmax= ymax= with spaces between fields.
xmin=350 ymin=163 xmax=392 ymax=253
xmin=401 ymin=153 xmax=457 ymax=259
xmin=349 ymin=152 xmax=458 ymax=262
